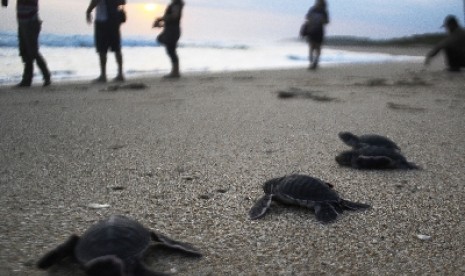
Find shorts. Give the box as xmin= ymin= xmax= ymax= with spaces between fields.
xmin=95 ymin=21 xmax=121 ymax=53
xmin=445 ymin=47 xmax=465 ymax=69
xmin=158 ymin=26 xmax=181 ymax=47
xmin=18 ymin=19 xmax=42 ymax=61
xmin=307 ymin=28 xmax=324 ymax=44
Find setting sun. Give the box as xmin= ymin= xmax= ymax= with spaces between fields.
xmin=144 ymin=3 xmax=157 ymax=12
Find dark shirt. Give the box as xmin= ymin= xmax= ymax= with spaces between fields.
xmin=306 ymin=6 xmax=329 ymax=30
xmin=17 ymin=0 xmax=38 ymax=22
xmin=164 ymin=2 xmax=183 ymax=28
xmin=106 ymin=0 xmax=125 ymax=20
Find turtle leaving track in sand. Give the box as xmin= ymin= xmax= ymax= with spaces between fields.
xmin=249 ymin=174 xmax=370 ymax=223
xmin=37 ymin=215 xmax=202 ymax=276
xmin=335 ymin=146 xmax=419 ymax=170
xmin=338 ymin=131 xmax=401 ymax=151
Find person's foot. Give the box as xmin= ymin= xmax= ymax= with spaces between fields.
xmin=162 ymin=73 xmax=181 ymax=79
xmin=113 ymin=75 xmax=125 ymax=82
xmin=92 ymin=76 xmax=107 ymax=83
xmin=15 ymin=81 xmax=31 ymax=88
xmin=447 ymin=67 xmax=461 ymax=72
xmin=43 ymin=78 xmax=51 ymax=87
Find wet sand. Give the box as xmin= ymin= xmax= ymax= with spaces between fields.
xmin=0 ymin=50 xmax=464 ymax=275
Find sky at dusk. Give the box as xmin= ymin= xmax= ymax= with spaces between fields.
xmin=0 ymin=0 xmax=463 ymax=42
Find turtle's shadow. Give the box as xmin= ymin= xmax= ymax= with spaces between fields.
xmin=39 ymin=244 xmax=201 ymax=275
xmin=43 ymin=259 xmax=84 ymax=276
xmin=267 ymin=202 xmax=315 ymax=219
xmin=144 ymin=245 xmax=203 ymax=273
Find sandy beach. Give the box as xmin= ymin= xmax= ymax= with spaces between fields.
xmin=0 ymin=48 xmax=464 ymax=275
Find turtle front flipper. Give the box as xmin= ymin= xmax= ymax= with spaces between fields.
xmin=151 ymin=232 xmax=202 ymax=257
xmin=249 ymin=194 xmax=273 ymax=220
xmin=314 ymin=202 xmax=339 ymax=223
xmin=37 ymin=234 xmax=80 ymax=269
xmin=340 ymin=199 xmax=371 ymax=211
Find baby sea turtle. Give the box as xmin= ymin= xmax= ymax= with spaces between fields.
xmin=37 ymin=215 xmax=202 ymax=276
xmin=249 ymin=174 xmax=370 ymax=223
xmin=338 ymin=131 xmax=400 ymax=151
xmin=335 ymin=146 xmax=419 ymax=170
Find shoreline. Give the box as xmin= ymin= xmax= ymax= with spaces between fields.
xmin=0 ymin=58 xmax=463 ymax=275
xmin=0 ymin=44 xmax=429 ymax=87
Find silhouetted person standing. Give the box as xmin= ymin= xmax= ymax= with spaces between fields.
xmin=2 ymin=0 xmax=51 ymax=87
xmin=86 ymin=0 xmax=125 ymax=82
xmin=425 ymin=15 xmax=465 ymax=72
xmin=303 ymin=0 xmax=329 ymax=70
xmin=153 ymin=0 xmax=184 ymax=79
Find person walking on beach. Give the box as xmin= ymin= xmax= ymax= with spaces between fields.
xmin=425 ymin=15 xmax=465 ymax=72
xmin=153 ymin=0 xmax=184 ymax=79
xmin=302 ymin=0 xmax=329 ymax=70
xmin=86 ymin=0 xmax=126 ymax=82
xmin=2 ymin=0 xmax=51 ymax=87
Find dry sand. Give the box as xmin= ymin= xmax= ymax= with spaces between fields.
xmin=0 ymin=49 xmax=464 ymax=275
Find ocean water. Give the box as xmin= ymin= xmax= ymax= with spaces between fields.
xmin=0 ymin=32 xmax=423 ymax=85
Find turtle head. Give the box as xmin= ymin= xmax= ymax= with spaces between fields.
xmin=338 ymin=132 xmax=360 ymax=148
xmin=84 ymin=255 xmax=126 ymax=276
xmin=335 ymin=150 xmax=356 ymax=166
xmin=262 ymin=177 xmax=283 ymax=194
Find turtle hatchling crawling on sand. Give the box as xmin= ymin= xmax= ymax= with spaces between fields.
xmin=335 ymin=146 xmax=419 ymax=170
xmin=338 ymin=131 xmax=401 ymax=151
xmin=37 ymin=215 xmax=202 ymax=276
xmin=249 ymin=174 xmax=370 ymax=223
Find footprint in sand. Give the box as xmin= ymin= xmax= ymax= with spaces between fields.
xmin=276 ymin=87 xmax=338 ymax=102
xmin=387 ymin=102 xmax=426 ymax=112
xmin=101 ymin=82 xmax=148 ymax=92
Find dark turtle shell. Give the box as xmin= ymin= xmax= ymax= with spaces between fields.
xmin=75 ymin=215 xmax=151 ymax=264
xmin=267 ymin=174 xmax=340 ymax=202
xmin=339 ymin=132 xmax=400 ymax=150
xmin=250 ymin=174 xmax=370 ymax=223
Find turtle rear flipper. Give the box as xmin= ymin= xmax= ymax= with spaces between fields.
xmin=338 ymin=132 xmax=360 ymax=148
xmin=402 ymin=161 xmax=421 ymax=170
xmin=354 ymin=155 xmax=395 ymax=169
xmin=314 ymin=202 xmax=339 ymax=223
xmin=249 ymin=194 xmax=273 ymax=220
xmin=84 ymin=255 xmax=125 ymax=276
xmin=151 ymin=232 xmax=202 ymax=257
xmin=340 ymin=199 xmax=371 ymax=211
xmin=37 ymin=234 xmax=80 ymax=269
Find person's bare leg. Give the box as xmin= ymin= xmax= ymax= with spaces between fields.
xmin=310 ymin=43 xmax=321 ymax=70
xmin=309 ymin=44 xmax=314 ymax=64
xmin=114 ymin=50 xmax=124 ymax=81
xmin=95 ymin=52 xmax=107 ymax=82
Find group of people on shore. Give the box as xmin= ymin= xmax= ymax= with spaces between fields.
xmin=2 ymin=0 xmax=465 ymax=88
xmin=2 ymin=0 xmax=184 ymax=87
xmin=301 ymin=0 xmax=465 ymax=72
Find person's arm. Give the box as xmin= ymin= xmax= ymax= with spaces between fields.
xmin=324 ymin=10 xmax=329 ymax=24
xmin=154 ymin=4 xmax=181 ymax=28
xmin=425 ymin=38 xmax=449 ymax=65
xmin=86 ymin=0 xmax=100 ymax=24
